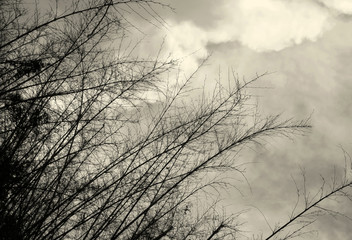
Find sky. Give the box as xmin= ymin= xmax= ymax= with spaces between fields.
xmin=7 ymin=0 xmax=350 ymax=238
xmin=130 ymin=0 xmax=352 ymax=239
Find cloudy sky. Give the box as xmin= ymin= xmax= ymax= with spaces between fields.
xmin=128 ymin=0 xmax=352 ymax=239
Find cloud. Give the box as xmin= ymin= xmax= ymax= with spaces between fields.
xmin=233 ymin=0 xmax=333 ymax=51
xmin=163 ymin=21 xmax=209 ymax=74
xmin=161 ymin=0 xmax=334 ymax=55
xmin=136 ymin=0 xmax=344 ymax=99
xmin=142 ymin=2 xmax=352 ymax=238
xmin=318 ymin=0 xmax=352 ymax=14
xmin=143 ymin=0 xmax=335 ymax=94
xmin=128 ymin=0 xmax=349 ymax=89
xmin=210 ymin=20 xmax=352 ymax=239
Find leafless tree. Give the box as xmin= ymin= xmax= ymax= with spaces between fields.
xmin=0 ymin=1 xmax=325 ymax=240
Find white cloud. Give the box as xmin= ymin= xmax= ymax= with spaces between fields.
xmin=136 ymin=0 xmax=337 ymax=91
xmin=161 ymin=0 xmax=334 ymax=55
xmin=164 ymin=21 xmax=209 ymax=74
xmin=228 ymin=0 xmax=333 ymax=51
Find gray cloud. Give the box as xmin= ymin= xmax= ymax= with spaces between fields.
xmin=135 ymin=2 xmax=352 ymax=238
xmin=207 ymin=19 xmax=352 ymax=238
xmin=317 ymin=0 xmax=352 ymax=14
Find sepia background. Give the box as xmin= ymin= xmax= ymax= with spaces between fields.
xmin=3 ymin=0 xmax=352 ymax=239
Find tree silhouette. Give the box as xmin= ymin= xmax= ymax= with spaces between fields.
xmin=3 ymin=1 xmax=349 ymax=240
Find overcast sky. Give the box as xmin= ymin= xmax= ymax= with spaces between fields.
xmin=15 ymin=0 xmax=350 ymax=238
xmin=129 ymin=0 xmax=352 ymax=239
